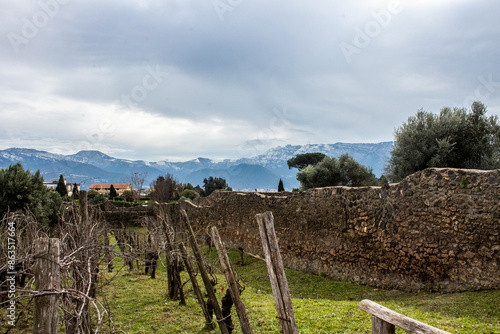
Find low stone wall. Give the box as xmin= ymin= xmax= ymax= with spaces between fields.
xmin=103 ymin=205 xmax=153 ymax=227
xmin=183 ymin=168 xmax=500 ymax=292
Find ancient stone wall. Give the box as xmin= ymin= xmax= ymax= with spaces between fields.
xmin=103 ymin=205 xmax=153 ymax=227
xmin=183 ymin=168 xmax=500 ymax=292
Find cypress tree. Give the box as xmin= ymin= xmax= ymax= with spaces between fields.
xmin=109 ymin=184 xmax=118 ymax=199
xmin=56 ymin=174 xmax=68 ymax=197
xmin=72 ymin=183 xmax=79 ymax=199
xmin=278 ymin=178 xmax=285 ymax=192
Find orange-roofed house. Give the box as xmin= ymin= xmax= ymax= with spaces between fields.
xmin=89 ymin=183 xmax=131 ymax=195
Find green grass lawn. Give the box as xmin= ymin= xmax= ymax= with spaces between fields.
xmin=98 ymin=247 xmax=500 ymax=334
xmin=2 ymin=227 xmax=497 ymax=333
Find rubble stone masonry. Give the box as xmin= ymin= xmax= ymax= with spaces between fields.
xmin=183 ymin=168 xmax=500 ymax=292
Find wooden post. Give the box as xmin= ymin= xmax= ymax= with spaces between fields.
xmin=79 ymin=190 xmax=88 ymax=225
xmin=182 ymin=210 xmax=230 ymax=334
xmin=358 ymin=299 xmax=451 ymax=334
xmin=256 ymin=212 xmax=298 ymax=334
xmin=145 ymin=234 xmax=152 ymax=275
xmin=103 ymin=228 xmax=113 ymax=273
xmin=161 ymin=218 xmax=181 ymax=300
xmin=33 ymin=238 xmax=61 ymax=334
xmin=76 ymin=190 xmax=93 ymax=332
xmin=125 ymin=229 xmax=135 ymax=271
xmin=372 ymin=316 xmax=395 ymax=334
xmin=238 ymin=247 xmax=245 ymax=266
xmin=178 ymin=242 xmax=216 ymax=330
xmin=211 ymin=226 xmax=254 ymax=334
xmin=135 ymin=233 xmax=141 ymax=272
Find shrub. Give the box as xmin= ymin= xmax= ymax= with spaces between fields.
xmin=121 ymin=190 xmax=135 ymax=202
xmin=180 ymin=189 xmax=199 ymax=201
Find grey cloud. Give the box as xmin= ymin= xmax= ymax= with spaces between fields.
xmin=1 ymin=0 xmax=499 ymax=161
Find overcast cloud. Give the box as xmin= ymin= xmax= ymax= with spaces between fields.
xmin=1 ymin=0 xmax=499 ymax=161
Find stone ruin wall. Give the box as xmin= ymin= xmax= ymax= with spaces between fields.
xmin=182 ymin=168 xmax=500 ymax=292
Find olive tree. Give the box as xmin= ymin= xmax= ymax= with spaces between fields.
xmin=385 ymin=101 xmax=500 ymax=182
xmin=202 ymin=176 xmax=232 ymax=197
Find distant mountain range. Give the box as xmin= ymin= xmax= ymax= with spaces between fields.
xmin=0 ymin=142 xmax=393 ymax=191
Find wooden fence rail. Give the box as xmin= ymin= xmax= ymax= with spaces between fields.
xmin=358 ymin=299 xmax=451 ymax=334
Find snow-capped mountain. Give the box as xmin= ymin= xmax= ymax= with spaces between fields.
xmin=241 ymin=142 xmax=391 ymax=175
xmin=0 ymin=148 xmax=128 ymax=187
xmin=239 ymin=142 xmax=392 ymax=189
xmin=0 ymin=142 xmax=392 ymax=191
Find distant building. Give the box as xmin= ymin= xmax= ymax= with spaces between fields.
xmin=43 ymin=178 xmax=80 ymax=196
xmin=89 ymin=183 xmax=131 ymax=195
xmin=139 ymin=188 xmax=150 ymax=197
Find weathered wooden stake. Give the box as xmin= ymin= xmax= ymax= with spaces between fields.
xmin=256 ymin=212 xmax=298 ymax=334
xmin=145 ymin=234 xmax=152 ymax=275
xmin=179 ymin=242 xmax=216 ymax=330
xmin=238 ymin=247 xmax=245 ymax=265
xmin=135 ymin=233 xmax=141 ymax=272
xmin=79 ymin=190 xmax=88 ymax=225
xmin=211 ymin=226 xmax=254 ymax=334
xmin=182 ymin=210 xmax=230 ymax=334
xmin=33 ymin=238 xmax=61 ymax=334
xmin=161 ymin=218 xmax=182 ymax=300
xmin=103 ymin=228 xmax=113 ymax=273
xmin=77 ymin=190 xmax=93 ymax=332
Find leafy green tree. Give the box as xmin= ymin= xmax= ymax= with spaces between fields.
xmin=109 ymin=184 xmax=118 ymax=199
xmin=0 ymin=163 xmax=61 ymax=225
xmin=378 ymin=175 xmax=389 ymax=185
xmin=278 ymin=178 xmax=285 ymax=192
xmin=385 ymin=101 xmax=500 ymax=182
xmin=296 ymin=154 xmax=378 ymax=190
xmin=90 ymin=193 xmax=107 ymax=205
xmin=0 ymin=163 xmax=45 ymax=216
xmin=88 ymin=190 xmax=107 ymax=205
xmin=87 ymin=190 xmax=100 ymax=200
xmin=193 ymin=185 xmax=205 ymax=197
xmin=203 ymin=176 xmax=232 ymax=197
xmin=42 ymin=191 xmax=63 ymax=226
xmin=56 ymin=174 xmax=67 ymax=197
xmin=287 ymin=153 xmax=328 ymax=170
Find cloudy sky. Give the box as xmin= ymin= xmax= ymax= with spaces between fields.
xmin=1 ymin=0 xmax=499 ymax=161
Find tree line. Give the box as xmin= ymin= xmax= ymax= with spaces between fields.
xmin=289 ymin=101 xmax=500 ymax=190
xmin=149 ymin=174 xmax=232 ymax=203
